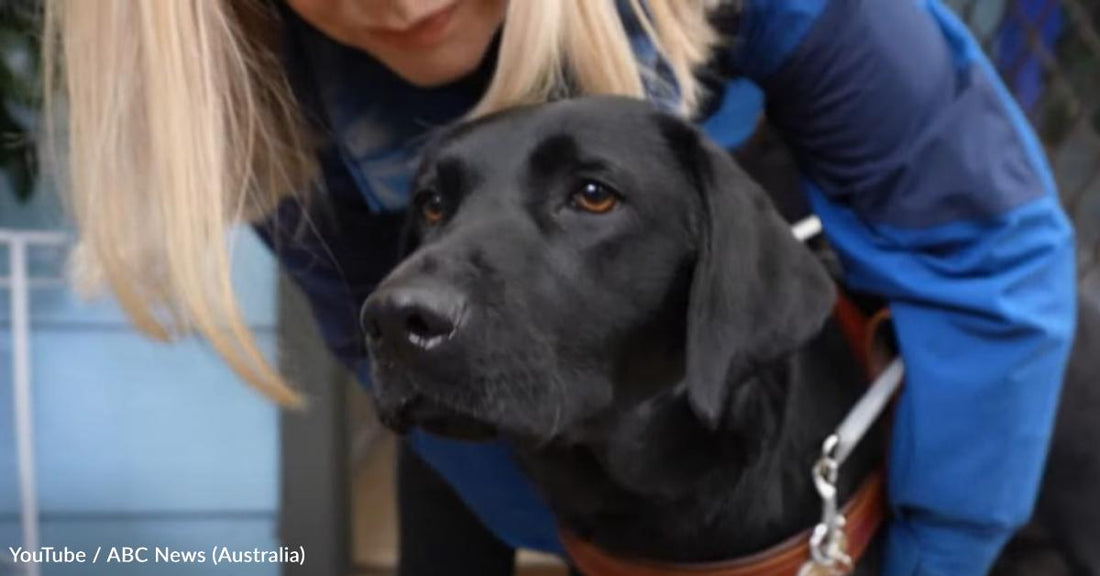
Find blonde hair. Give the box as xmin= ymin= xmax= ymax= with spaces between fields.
xmin=42 ymin=0 xmax=720 ymax=406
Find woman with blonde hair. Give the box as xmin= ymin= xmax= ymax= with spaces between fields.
xmin=43 ymin=0 xmax=1076 ymax=574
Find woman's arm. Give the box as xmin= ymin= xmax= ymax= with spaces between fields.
xmin=727 ymin=0 xmax=1076 ymax=574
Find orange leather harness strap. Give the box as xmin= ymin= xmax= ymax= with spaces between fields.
xmin=833 ymin=290 xmax=894 ymax=380
xmin=561 ymin=472 xmax=885 ymax=576
xmin=559 ymin=291 xmax=894 ymax=576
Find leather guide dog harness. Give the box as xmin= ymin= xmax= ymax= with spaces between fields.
xmin=560 ymin=291 xmax=903 ymax=576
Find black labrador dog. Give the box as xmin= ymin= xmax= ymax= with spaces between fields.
xmin=360 ymin=96 xmax=1099 ymax=574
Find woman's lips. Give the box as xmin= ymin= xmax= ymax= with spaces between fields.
xmin=368 ymin=3 xmax=459 ymax=50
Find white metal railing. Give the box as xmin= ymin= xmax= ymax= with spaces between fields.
xmin=1 ymin=228 xmax=68 ymax=576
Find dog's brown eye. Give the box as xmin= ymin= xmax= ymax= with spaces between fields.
xmin=418 ymin=191 xmax=445 ymax=225
xmin=571 ymin=181 xmax=619 ymax=214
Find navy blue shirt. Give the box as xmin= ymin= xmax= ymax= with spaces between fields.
xmin=259 ymin=2 xmax=1077 ymax=574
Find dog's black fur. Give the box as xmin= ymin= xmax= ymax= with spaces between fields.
xmin=361 ymin=97 xmax=1100 ymax=574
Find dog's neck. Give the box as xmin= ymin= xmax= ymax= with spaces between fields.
xmin=513 ymin=316 xmax=881 ymax=563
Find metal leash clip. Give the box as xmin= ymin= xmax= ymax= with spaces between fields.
xmin=799 ymin=358 xmax=904 ymax=575
xmin=799 ymin=435 xmax=854 ymax=576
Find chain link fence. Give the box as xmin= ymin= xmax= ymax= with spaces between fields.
xmin=951 ymin=0 xmax=1100 ymax=285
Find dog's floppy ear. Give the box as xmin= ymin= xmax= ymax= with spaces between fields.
xmin=659 ymin=116 xmax=836 ymax=428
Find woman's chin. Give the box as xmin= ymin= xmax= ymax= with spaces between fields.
xmin=368 ymin=44 xmax=489 ymax=87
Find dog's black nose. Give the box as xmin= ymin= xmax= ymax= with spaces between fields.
xmin=362 ymin=285 xmax=464 ymax=353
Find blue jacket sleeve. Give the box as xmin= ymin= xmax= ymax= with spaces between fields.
xmin=729 ymin=0 xmax=1077 ymax=574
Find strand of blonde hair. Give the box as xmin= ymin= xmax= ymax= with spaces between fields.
xmin=45 ymin=0 xmax=312 ymax=406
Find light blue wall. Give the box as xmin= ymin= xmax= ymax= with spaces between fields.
xmin=1 ymin=180 xmax=283 ymax=576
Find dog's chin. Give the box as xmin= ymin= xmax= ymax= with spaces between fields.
xmin=415 ymin=413 xmax=499 ymax=442
xmin=376 ymin=395 xmax=498 ymax=442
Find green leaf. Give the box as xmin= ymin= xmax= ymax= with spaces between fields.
xmin=0 ymin=0 xmax=40 ymax=202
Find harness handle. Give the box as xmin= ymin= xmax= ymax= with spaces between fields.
xmin=832 ymin=359 xmax=904 ymax=466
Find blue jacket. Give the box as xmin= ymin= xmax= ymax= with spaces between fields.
xmin=259 ymin=1 xmax=1077 ymax=574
